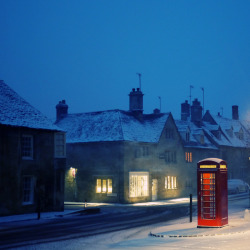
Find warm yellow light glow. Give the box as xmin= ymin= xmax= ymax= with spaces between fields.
xmin=70 ymin=167 xmax=77 ymax=178
xmin=200 ymin=165 xmax=217 ymax=168
xmin=96 ymin=178 xmax=113 ymax=194
xmin=96 ymin=179 xmax=102 ymax=193
xmin=129 ymin=172 xmax=149 ymax=197
xmin=172 ymin=176 xmax=177 ymax=189
xmin=220 ymin=165 xmax=227 ymax=169
xmin=185 ymin=152 xmax=192 ymax=162
xmin=108 ymin=179 xmax=112 ymax=193
xmin=165 ymin=176 xmax=177 ymax=189
xmin=102 ymin=180 xmax=107 ymax=193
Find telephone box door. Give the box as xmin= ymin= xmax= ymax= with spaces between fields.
xmin=197 ymin=158 xmax=228 ymax=228
xmin=200 ymin=172 xmax=216 ymax=220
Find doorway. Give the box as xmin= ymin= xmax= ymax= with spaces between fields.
xmin=152 ymin=179 xmax=158 ymax=201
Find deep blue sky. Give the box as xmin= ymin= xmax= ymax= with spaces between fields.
xmin=1 ymin=0 xmax=250 ymax=121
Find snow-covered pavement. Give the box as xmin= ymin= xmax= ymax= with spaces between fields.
xmin=1 ymin=195 xmax=250 ymax=249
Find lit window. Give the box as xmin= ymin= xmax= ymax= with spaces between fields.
xmin=185 ymin=152 xmax=192 ymax=162
xmin=129 ymin=172 xmax=149 ymax=197
xmin=165 ymin=176 xmax=177 ymax=190
xmin=55 ymin=133 xmax=66 ymax=158
xmin=22 ymin=176 xmax=34 ymax=205
xmin=21 ymin=135 xmax=33 ymax=159
xmin=96 ymin=178 xmax=112 ymax=194
xmin=108 ymin=179 xmax=112 ymax=193
xmin=102 ymin=180 xmax=107 ymax=193
xmin=96 ymin=179 xmax=102 ymax=193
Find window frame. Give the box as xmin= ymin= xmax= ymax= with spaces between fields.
xmin=96 ymin=178 xmax=113 ymax=194
xmin=185 ymin=152 xmax=193 ymax=163
xmin=164 ymin=151 xmax=177 ymax=163
xmin=22 ymin=176 xmax=34 ymax=205
xmin=54 ymin=132 xmax=66 ymax=158
xmin=21 ymin=135 xmax=33 ymax=160
xmin=129 ymin=172 xmax=149 ymax=198
xmin=166 ymin=128 xmax=174 ymax=139
xmin=165 ymin=176 xmax=177 ymax=190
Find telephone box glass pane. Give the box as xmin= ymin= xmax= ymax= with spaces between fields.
xmin=201 ymin=173 xmax=216 ymax=220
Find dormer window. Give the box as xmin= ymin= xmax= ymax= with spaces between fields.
xmin=227 ymin=126 xmax=234 ymax=137
xmin=217 ymin=130 xmax=221 ymax=140
xmin=213 ymin=130 xmax=221 ymax=140
xmin=186 ymin=128 xmax=190 ymax=142
xmin=238 ymin=128 xmax=244 ymax=140
xmin=200 ymin=131 xmax=205 ymax=144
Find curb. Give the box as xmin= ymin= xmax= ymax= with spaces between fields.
xmin=149 ymin=230 xmax=247 ymax=238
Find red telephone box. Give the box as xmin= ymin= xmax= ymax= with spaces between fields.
xmin=197 ymin=158 xmax=228 ymax=228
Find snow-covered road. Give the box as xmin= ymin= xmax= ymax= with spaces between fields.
xmin=13 ymin=196 xmax=250 ymax=250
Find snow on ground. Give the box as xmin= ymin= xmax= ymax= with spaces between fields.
xmin=13 ymin=196 xmax=250 ymax=250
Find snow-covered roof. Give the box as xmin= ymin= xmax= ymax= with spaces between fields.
xmin=55 ymin=110 xmax=170 ymax=143
xmin=198 ymin=158 xmax=225 ymax=164
xmin=202 ymin=113 xmax=250 ymax=148
xmin=175 ymin=120 xmax=218 ymax=149
xmin=202 ymin=123 xmax=231 ymax=147
xmin=0 ymin=80 xmax=62 ymax=131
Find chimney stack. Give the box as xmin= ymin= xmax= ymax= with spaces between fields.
xmin=191 ymin=98 xmax=202 ymax=124
xmin=56 ymin=100 xmax=68 ymax=121
xmin=129 ymin=88 xmax=144 ymax=116
xmin=153 ymin=108 xmax=160 ymax=114
xmin=232 ymin=105 xmax=239 ymax=120
xmin=181 ymin=100 xmax=190 ymax=121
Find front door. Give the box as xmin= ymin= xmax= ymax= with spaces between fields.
xmin=152 ymin=179 xmax=158 ymax=201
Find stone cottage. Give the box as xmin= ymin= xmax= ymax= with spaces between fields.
xmin=56 ymin=88 xmax=199 ymax=203
xmin=176 ymin=99 xmax=250 ymax=185
xmin=0 ymin=80 xmax=66 ymax=215
xmin=56 ymin=88 xmax=250 ymax=203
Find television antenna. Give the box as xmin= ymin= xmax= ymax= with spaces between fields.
xmin=136 ymin=73 xmax=142 ymax=90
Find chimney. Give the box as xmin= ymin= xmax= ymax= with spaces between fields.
xmin=129 ymin=88 xmax=143 ymax=116
xmin=153 ymin=108 xmax=160 ymax=114
xmin=232 ymin=105 xmax=239 ymax=120
xmin=181 ymin=100 xmax=190 ymax=121
xmin=56 ymin=100 xmax=68 ymax=121
xmin=191 ymin=98 xmax=202 ymax=124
